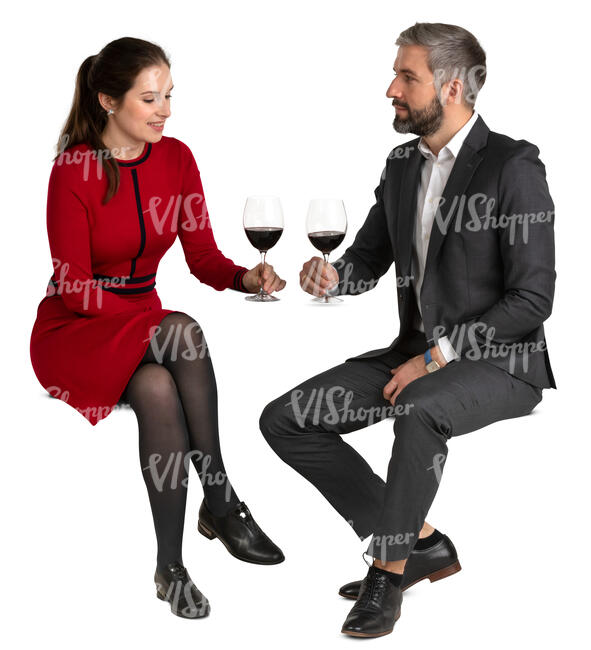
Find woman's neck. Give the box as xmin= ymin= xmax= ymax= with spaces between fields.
xmin=101 ymin=124 xmax=145 ymax=160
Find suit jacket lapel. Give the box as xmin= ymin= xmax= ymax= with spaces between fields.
xmin=395 ymin=115 xmax=490 ymax=293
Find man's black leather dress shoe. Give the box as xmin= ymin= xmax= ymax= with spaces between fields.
xmin=341 ymin=565 xmax=402 ymax=638
xmin=198 ymin=499 xmax=285 ymax=565
xmin=154 ymin=561 xmax=210 ymax=619
xmin=339 ymin=533 xmax=461 ymax=599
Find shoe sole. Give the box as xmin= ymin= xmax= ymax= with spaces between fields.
xmin=156 ymin=589 xmax=210 ymax=619
xmin=338 ymin=560 xmax=462 ymax=599
xmin=197 ymin=520 xmax=285 ymax=566
xmin=341 ymin=609 xmax=401 ymax=637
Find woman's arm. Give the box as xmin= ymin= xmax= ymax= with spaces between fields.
xmin=177 ymin=143 xmax=250 ymax=292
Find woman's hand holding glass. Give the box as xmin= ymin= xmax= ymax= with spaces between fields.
xmin=242 ymin=263 xmax=286 ymax=295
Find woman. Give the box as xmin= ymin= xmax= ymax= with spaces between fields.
xmin=29 ymin=36 xmax=286 ymax=619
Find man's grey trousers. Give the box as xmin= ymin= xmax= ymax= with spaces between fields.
xmin=259 ymin=331 xmax=543 ymax=562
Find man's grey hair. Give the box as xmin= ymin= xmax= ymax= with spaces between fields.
xmin=396 ymin=22 xmax=487 ymax=107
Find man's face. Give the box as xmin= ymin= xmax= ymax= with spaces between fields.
xmin=386 ymin=45 xmax=444 ymax=137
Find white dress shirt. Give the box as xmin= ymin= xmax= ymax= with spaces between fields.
xmin=410 ymin=109 xmax=480 ymax=363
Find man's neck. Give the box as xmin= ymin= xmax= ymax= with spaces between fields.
xmin=421 ymin=109 xmax=474 ymax=157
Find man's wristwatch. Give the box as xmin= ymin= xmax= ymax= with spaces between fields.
xmin=424 ymin=348 xmax=441 ymax=373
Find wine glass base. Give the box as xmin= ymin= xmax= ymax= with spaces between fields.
xmin=311 ymin=295 xmax=343 ymax=304
xmin=245 ymin=292 xmax=280 ymax=302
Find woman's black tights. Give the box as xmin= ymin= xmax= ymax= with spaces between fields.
xmin=121 ymin=312 xmax=240 ymax=570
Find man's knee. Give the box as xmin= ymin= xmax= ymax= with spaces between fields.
xmin=393 ymin=382 xmax=452 ymax=441
xmin=259 ymin=396 xmax=289 ymax=444
xmin=259 ymin=387 xmax=314 ymax=457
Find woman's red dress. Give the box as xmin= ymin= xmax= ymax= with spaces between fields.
xmin=30 ymin=136 xmax=249 ymax=426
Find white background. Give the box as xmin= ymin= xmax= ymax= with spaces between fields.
xmin=2 ymin=0 xmax=589 ymax=647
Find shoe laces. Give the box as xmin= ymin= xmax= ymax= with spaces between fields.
xmin=356 ymin=554 xmax=389 ymax=608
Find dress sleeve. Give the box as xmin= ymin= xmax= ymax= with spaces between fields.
xmin=177 ymin=144 xmax=250 ymax=292
xmin=46 ymin=162 xmax=149 ymax=316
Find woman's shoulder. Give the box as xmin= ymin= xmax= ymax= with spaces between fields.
xmin=50 ymin=142 xmax=102 ymax=185
xmin=53 ymin=141 xmax=95 ymax=164
xmin=159 ymin=135 xmax=197 ymax=166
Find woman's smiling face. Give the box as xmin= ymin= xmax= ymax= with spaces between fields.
xmin=99 ymin=62 xmax=173 ymax=149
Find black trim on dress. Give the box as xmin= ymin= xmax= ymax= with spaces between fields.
xmin=129 ymin=168 xmax=147 ymax=278
xmin=117 ymin=142 xmax=152 ymax=167
xmin=93 ymin=272 xmax=156 ymax=284
xmin=101 ymin=283 xmax=156 ymax=295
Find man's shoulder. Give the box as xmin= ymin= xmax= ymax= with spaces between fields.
xmin=485 ymin=128 xmax=541 ymax=165
xmin=384 ymin=137 xmax=421 ymax=165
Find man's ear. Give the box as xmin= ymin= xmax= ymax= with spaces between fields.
xmin=444 ymin=78 xmax=464 ymax=106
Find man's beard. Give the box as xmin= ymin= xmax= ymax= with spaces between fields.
xmin=393 ymin=95 xmax=443 ymax=136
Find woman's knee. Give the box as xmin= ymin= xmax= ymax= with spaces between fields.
xmin=125 ymin=363 xmax=179 ymax=409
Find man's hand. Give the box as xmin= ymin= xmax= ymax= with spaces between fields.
xmin=383 ymin=346 xmax=448 ymax=405
xmin=299 ymin=256 xmax=339 ymax=296
xmin=242 ymin=262 xmax=286 ymax=294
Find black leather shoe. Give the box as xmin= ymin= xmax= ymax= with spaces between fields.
xmin=198 ymin=499 xmax=285 ymax=565
xmin=341 ymin=565 xmax=402 ymax=638
xmin=154 ymin=561 xmax=210 ymax=619
xmin=339 ymin=532 xmax=461 ymax=599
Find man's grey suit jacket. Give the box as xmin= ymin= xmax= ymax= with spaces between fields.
xmin=332 ymin=114 xmax=556 ymax=389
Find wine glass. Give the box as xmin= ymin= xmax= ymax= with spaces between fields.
xmin=306 ymin=198 xmax=347 ymax=304
xmin=243 ymin=196 xmax=284 ymax=302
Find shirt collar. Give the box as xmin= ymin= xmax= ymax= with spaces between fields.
xmin=418 ymin=109 xmax=479 ymax=161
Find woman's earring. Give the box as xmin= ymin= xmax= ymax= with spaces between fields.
xmin=107 ymin=109 xmax=114 ymax=115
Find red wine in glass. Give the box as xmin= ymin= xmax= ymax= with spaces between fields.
xmin=245 ymin=226 xmax=284 ymax=252
xmin=306 ymin=199 xmax=347 ymax=304
xmin=308 ymin=230 xmax=346 ymax=254
xmin=243 ymin=196 xmax=284 ymax=302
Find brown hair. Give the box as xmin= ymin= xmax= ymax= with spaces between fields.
xmin=56 ymin=37 xmax=171 ymax=204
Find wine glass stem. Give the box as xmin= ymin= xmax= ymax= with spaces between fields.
xmin=323 ymin=252 xmax=330 ymax=303
xmin=260 ymin=251 xmax=267 ymax=295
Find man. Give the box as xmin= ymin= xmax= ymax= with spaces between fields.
xmin=259 ymin=22 xmax=556 ymax=638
